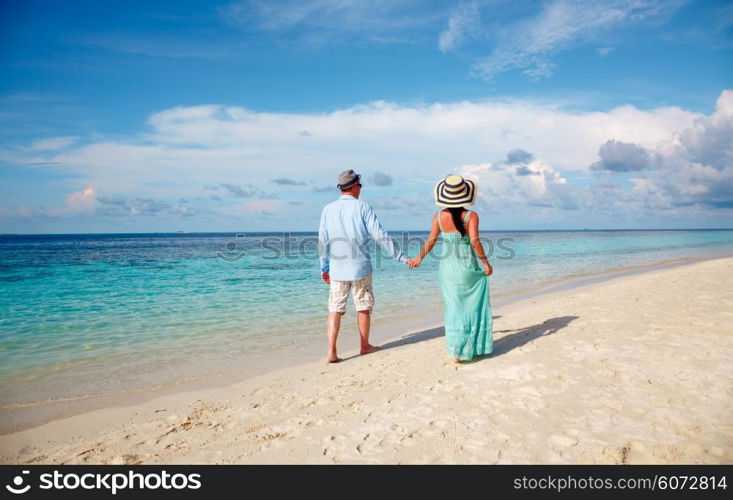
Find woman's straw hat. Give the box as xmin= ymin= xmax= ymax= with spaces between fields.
xmin=434 ymin=174 xmax=477 ymax=207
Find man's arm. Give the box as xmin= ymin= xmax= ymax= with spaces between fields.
xmin=363 ymin=203 xmax=405 ymax=263
xmin=318 ymin=209 xmax=330 ymax=282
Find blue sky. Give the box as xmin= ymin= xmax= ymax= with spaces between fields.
xmin=1 ymin=0 xmax=732 ymax=232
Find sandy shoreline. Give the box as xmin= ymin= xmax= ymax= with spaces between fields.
xmin=1 ymin=257 xmax=731 ymax=464
xmin=2 ymin=253 xmax=722 ymax=435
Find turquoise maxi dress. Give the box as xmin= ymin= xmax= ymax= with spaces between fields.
xmin=438 ymin=210 xmax=493 ymax=360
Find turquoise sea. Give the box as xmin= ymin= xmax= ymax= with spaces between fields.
xmin=1 ymin=229 xmax=733 ymax=430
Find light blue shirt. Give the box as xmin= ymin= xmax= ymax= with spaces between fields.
xmin=318 ymin=195 xmax=405 ymax=281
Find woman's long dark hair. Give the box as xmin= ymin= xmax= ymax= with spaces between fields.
xmin=447 ymin=207 xmax=467 ymax=236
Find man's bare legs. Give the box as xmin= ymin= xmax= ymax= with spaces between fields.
xmin=358 ymin=309 xmax=379 ymax=355
xmin=327 ymin=311 xmax=343 ymax=363
xmin=327 ymin=310 xmax=379 ymax=362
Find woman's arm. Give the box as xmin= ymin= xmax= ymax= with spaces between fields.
xmin=407 ymin=213 xmax=440 ymax=268
xmin=467 ymin=212 xmax=492 ymax=276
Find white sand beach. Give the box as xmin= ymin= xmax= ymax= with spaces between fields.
xmin=1 ymin=257 xmax=731 ymax=464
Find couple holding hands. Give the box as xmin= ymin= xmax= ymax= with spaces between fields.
xmin=318 ymin=170 xmax=493 ymax=364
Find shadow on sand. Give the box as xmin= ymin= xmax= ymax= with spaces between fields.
xmin=490 ymin=315 xmax=579 ymax=356
xmin=376 ymin=315 xmax=579 ymax=362
xmin=377 ymin=315 xmax=503 ymax=351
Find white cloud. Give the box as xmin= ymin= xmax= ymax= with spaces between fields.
xmin=504 ymin=148 xmax=534 ymax=165
xmin=634 ymin=90 xmax=733 ymax=209
xmin=28 ymin=136 xmax=78 ymax=151
xmin=39 ymin=98 xmax=694 ymax=194
xmin=439 ymin=2 xmax=480 ymax=53
xmin=240 ymin=200 xmax=282 ymax=214
xmin=219 ymin=0 xmax=686 ymax=82
xmin=461 ymin=159 xmax=578 ymax=211
xmin=576 ymin=90 xmax=733 ymax=212
xmin=133 ymin=97 xmax=695 ymax=176
xmin=676 ymin=89 xmax=733 ymax=171
xmin=591 ymin=139 xmax=651 ymax=172
xmin=441 ymin=90 xmax=733 ymax=216
xmin=474 ymin=0 xmax=687 ymax=81
xmin=220 ymin=0 xmax=445 ymax=43
xmin=65 ymin=187 xmax=96 ymax=213
xmin=6 ymin=91 xmax=731 ymax=223
xmin=96 ymin=195 xmax=199 ymax=217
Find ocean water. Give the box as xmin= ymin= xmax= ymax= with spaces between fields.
xmin=1 ymin=229 xmax=733 ymax=428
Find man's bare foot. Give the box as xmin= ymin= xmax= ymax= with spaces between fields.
xmin=327 ymin=354 xmax=342 ymax=363
xmin=360 ymin=344 xmax=380 ymax=355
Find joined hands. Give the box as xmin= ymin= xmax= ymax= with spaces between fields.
xmin=406 ymin=257 xmax=421 ymax=269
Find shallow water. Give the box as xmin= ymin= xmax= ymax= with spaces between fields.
xmin=1 ymin=229 xmax=732 ymax=427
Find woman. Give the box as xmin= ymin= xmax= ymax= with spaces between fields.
xmin=407 ymin=175 xmax=493 ymax=362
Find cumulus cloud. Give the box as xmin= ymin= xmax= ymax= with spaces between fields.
xmin=461 ymin=159 xmax=578 ymax=211
xmin=97 ymin=195 xmax=127 ymax=206
xmin=6 ymin=90 xmax=731 ymax=225
xmin=65 ymin=187 xmax=96 ymax=212
xmin=505 ymin=148 xmax=534 ymax=165
xmin=515 ymin=165 xmax=540 ymax=176
xmin=591 ymin=139 xmax=652 ymax=172
xmin=585 ymin=90 xmax=733 ymax=210
xmin=638 ymin=91 xmax=733 ymax=208
xmin=272 ymin=177 xmax=305 ymax=185
xmin=128 ymin=198 xmax=171 ymax=216
xmin=127 ymin=97 xmax=695 ymax=182
xmin=450 ymin=90 xmax=733 ymax=216
xmin=677 ymin=90 xmax=733 ymax=171
xmin=96 ymin=195 xmax=195 ymax=217
xmin=219 ymin=183 xmax=257 ymax=197
xmin=371 ymin=172 xmax=393 ymax=186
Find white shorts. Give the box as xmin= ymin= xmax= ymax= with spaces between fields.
xmin=328 ymin=274 xmax=375 ymax=313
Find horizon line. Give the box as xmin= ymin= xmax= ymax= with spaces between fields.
xmin=2 ymin=227 xmax=733 ymax=236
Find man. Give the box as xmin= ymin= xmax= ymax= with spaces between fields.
xmin=318 ymin=169 xmax=407 ymax=363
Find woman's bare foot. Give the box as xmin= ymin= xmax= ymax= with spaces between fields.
xmin=453 ymin=357 xmax=463 ymax=364
xmin=360 ymin=344 xmax=380 ymax=355
xmin=327 ymin=354 xmax=342 ymax=363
